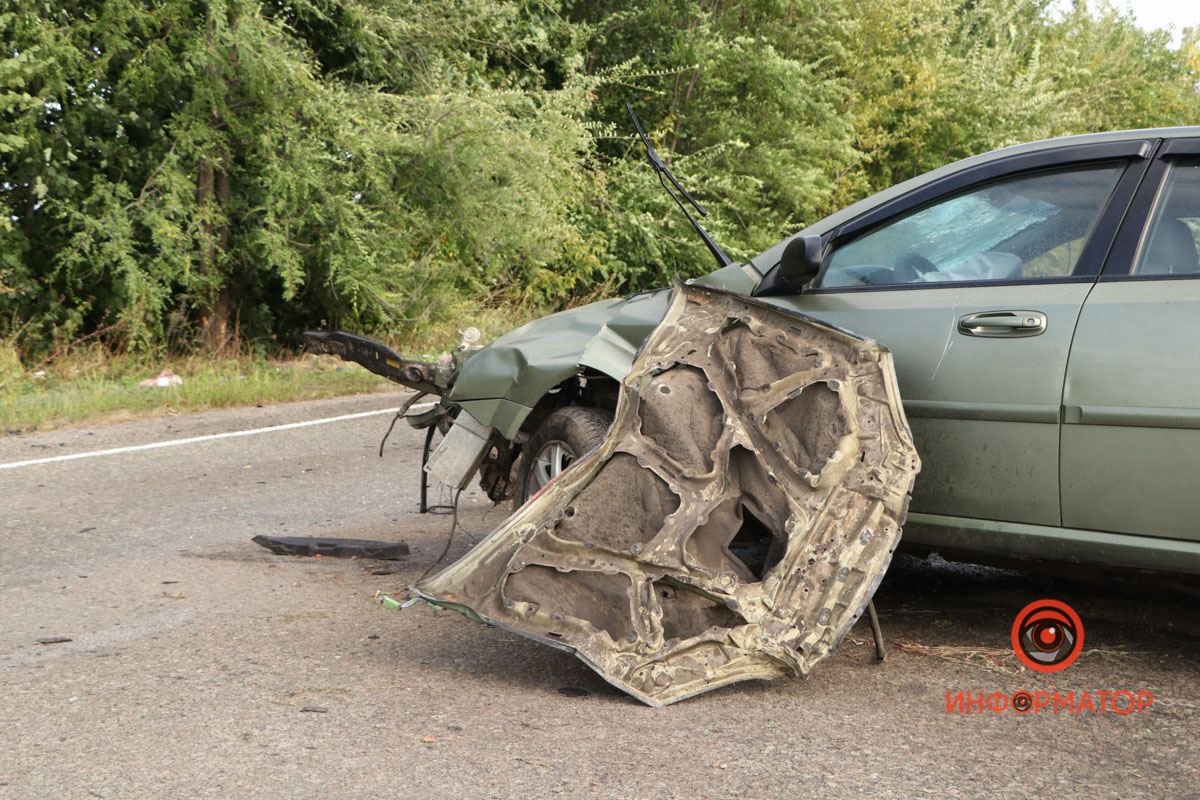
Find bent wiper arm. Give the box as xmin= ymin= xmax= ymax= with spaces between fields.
xmin=627 ymin=103 xmax=732 ymax=268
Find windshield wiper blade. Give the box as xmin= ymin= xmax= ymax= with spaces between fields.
xmin=627 ymin=103 xmax=732 ymax=268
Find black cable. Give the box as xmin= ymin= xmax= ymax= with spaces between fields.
xmin=418 ymin=487 xmax=463 ymax=582
xmin=378 ymin=391 xmax=428 ymax=458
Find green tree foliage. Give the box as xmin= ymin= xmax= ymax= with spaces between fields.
xmin=1 ymin=0 xmax=1198 ymax=358
xmin=0 ymin=0 xmax=598 ymax=354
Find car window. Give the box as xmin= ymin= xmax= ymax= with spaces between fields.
xmin=819 ymin=163 xmax=1124 ymax=288
xmin=1133 ymin=160 xmax=1200 ymax=275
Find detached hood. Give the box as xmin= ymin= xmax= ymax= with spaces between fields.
xmin=417 ymin=282 xmax=921 ymax=706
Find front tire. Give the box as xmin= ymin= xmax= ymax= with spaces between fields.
xmin=513 ymin=405 xmax=613 ymax=508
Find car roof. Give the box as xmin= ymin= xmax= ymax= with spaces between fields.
xmin=748 ymin=126 xmax=1200 ymax=274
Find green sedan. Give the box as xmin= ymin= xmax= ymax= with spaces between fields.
xmin=310 ymin=126 xmax=1200 ymax=576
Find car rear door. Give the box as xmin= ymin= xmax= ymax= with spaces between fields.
xmin=1061 ymin=138 xmax=1200 ymax=542
xmin=768 ymin=142 xmax=1152 ymax=528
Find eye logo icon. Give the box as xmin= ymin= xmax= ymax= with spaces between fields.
xmin=1012 ymin=599 xmax=1084 ymax=673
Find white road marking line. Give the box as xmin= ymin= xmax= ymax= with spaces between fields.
xmin=0 ymin=407 xmax=399 ymax=471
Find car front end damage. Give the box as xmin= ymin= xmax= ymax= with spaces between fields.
xmin=403 ymin=283 xmax=920 ymax=705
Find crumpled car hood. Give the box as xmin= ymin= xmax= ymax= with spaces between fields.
xmin=416 ymin=283 xmax=921 ymax=706
xmin=448 ymin=265 xmax=759 ymax=439
xmin=447 ymin=291 xmax=669 ymax=438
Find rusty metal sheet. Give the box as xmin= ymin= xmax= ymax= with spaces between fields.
xmin=415 ymin=283 xmax=921 ymax=706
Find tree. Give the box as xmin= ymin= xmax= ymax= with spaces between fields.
xmin=2 ymin=0 xmax=1197 ymax=359
xmin=0 ymin=0 xmax=600 ymax=355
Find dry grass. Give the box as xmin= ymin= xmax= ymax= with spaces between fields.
xmin=885 ymin=639 xmax=1134 ymax=678
xmin=891 ymin=641 xmax=1027 ymax=677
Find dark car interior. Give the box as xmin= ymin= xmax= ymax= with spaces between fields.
xmin=1137 ymin=161 xmax=1200 ymax=275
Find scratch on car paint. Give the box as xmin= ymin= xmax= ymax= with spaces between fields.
xmin=930 ymin=294 xmax=959 ymax=382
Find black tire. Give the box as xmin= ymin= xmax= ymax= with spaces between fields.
xmin=513 ymin=405 xmax=613 ymax=508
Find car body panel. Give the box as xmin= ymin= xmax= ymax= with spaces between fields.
xmin=906 ymin=512 xmax=1200 ymax=573
xmin=447 ymin=265 xmax=759 ymax=439
xmin=762 ymin=282 xmax=1094 ymax=526
xmin=1059 ymin=142 xmax=1200 ymax=543
xmin=1063 ymin=272 xmax=1200 ymax=543
xmin=425 ymin=127 xmax=1200 ymax=576
xmin=446 ymin=293 xmax=664 ymax=439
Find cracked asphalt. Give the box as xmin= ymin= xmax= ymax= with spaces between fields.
xmin=1 ymin=391 xmax=1197 ymax=799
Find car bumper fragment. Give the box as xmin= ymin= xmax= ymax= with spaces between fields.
xmin=414 ymin=283 xmax=921 ymax=706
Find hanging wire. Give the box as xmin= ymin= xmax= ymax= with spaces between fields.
xmin=378 ymin=391 xmax=428 ymax=458
xmin=418 ymin=487 xmax=464 ymax=582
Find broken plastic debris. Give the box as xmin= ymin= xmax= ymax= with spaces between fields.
xmin=413 ymin=283 xmax=920 ymax=706
xmin=377 ymin=591 xmax=481 ymax=621
xmin=139 ymin=368 xmax=183 ymax=387
xmin=376 ymin=592 xmax=426 ymax=611
xmin=376 ymin=592 xmax=404 ymax=611
xmin=251 ymin=535 xmax=410 ymax=560
xmin=459 ymin=327 xmax=482 ymax=349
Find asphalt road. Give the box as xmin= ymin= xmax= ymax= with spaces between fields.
xmin=2 ymin=392 xmax=1198 ymax=799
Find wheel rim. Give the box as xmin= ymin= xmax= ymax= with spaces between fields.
xmin=526 ymin=439 xmax=576 ymax=499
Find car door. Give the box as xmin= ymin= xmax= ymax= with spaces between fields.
xmin=766 ymin=142 xmax=1151 ymax=528
xmin=1062 ymin=138 xmax=1200 ymax=542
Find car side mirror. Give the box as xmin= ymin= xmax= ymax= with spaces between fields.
xmin=752 ymin=235 xmax=823 ymax=297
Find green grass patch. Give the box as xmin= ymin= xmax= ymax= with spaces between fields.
xmin=0 ymin=295 xmax=570 ymax=432
xmin=0 ymin=348 xmax=393 ymax=432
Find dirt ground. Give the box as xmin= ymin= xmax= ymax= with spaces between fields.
xmin=2 ymin=391 xmax=1197 ymax=799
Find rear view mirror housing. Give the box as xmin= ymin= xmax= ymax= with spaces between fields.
xmin=752 ymin=234 xmax=824 ymax=297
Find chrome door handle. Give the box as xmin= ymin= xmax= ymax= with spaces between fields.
xmin=957 ymin=311 xmax=1046 ymax=338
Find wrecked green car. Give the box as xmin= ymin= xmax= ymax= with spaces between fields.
xmin=311 ymin=125 xmax=1200 ymax=578
xmin=308 ymin=124 xmax=1200 ymax=703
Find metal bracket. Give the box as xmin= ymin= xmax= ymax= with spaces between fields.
xmin=867 ymin=600 xmax=888 ymax=662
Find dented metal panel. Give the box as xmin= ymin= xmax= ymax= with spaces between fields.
xmin=415 ymin=283 xmax=921 ymax=706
